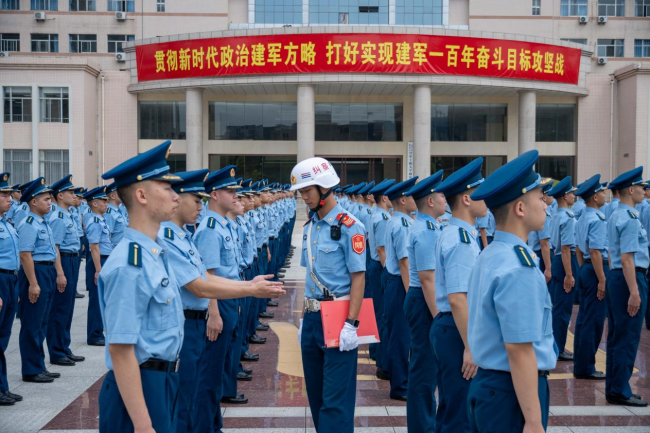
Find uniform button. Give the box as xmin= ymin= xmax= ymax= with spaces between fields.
xmin=325 ymin=248 xmax=329 ymax=252
xmin=167 ymin=299 xmax=171 ymax=304
xmin=317 ymin=226 xmax=320 ymax=229
xmin=312 ymin=257 xmax=315 ymax=261
xmin=490 ymin=391 xmax=495 ymax=396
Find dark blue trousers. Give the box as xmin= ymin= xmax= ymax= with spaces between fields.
xmin=224 ymin=299 xmax=243 ymax=399
xmin=301 ymin=311 xmax=357 ymax=433
xmin=605 ymin=269 xmax=647 ymax=399
xmin=468 ymin=369 xmax=549 ymax=433
xmin=18 ymin=263 xmax=56 ymax=376
xmin=176 ymin=315 xmax=206 ymax=433
xmin=404 ymin=287 xmax=437 ymax=432
xmin=47 ymin=253 xmax=80 ymax=361
xmin=573 ymin=261 xmax=609 ymax=376
xmin=192 ymin=299 xmax=237 ymax=433
xmin=550 ymin=253 xmax=578 ymax=353
xmin=99 ymin=368 xmax=179 ymax=433
xmin=367 ymin=259 xmax=383 ymax=365
xmin=384 ymin=273 xmax=409 ymax=398
xmin=379 ymin=267 xmax=390 ymax=373
xmin=0 ymin=272 xmax=18 ymax=392
xmin=86 ymin=255 xmax=107 ymax=344
xmin=431 ymin=312 xmax=471 ymax=433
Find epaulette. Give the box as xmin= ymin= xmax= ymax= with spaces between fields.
xmin=164 ymin=227 xmax=174 ymax=240
xmin=567 ymin=211 xmax=574 ymax=218
xmin=26 ymin=216 xmax=34 ymax=224
xmin=58 ymin=211 xmax=63 ymax=219
xmin=514 ymin=245 xmax=536 ymax=268
xmin=382 ymin=213 xmax=389 ymax=220
xmin=128 ymin=242 xmax=142 ymax=267
xmin=459 ymin=227 xmax=470 ymax=244
xmin=336 ymin=213 xmax=355 ymax=228
xmin=106 ymin=208 xmax=112 ymax=214
xmin=207 ymin=217 xmax=216 ymax=229
xmin=426 ymin=220 xmax=435 ymax=231
xmin=235 ymin=217 xmax=242 ymax=226
xmin=628 ymin=210 xmax=638 ymax=219
xmin=94 ymin=216 xmax=100 ymax=224
xmin=401 ymin=217 xmax=409 ymax=227
xmin=367 ymin=209 xmax=372 ymax=214
xmin=597 ymin=212 xmax=605 ymax=221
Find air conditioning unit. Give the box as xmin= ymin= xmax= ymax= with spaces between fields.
xmin=115 ymin=52 xmax=126 ymax=62
xmin=115 ymin=11 xmax=126 ymax=20
xmin=598 ymin=16 xmax=608 ymax=24
xmin=597 ymin=57 xmax=607 ymax=65
xmin=34 ymin=11 xmax=46 ymax=21
xmin=578 ymin=16 xmax=588 ymax=24
xmin=0 ymin=52 xmax=9 ymax=58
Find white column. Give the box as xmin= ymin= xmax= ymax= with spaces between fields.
xmin=185 ymin=88 xmax=204 ymax=171
xmin=32 ymin=84 xmax=39 ymax=178
xmin=297 ymin=84 xmax=315 ymax=162
xmin=518 ymin=90 xmax=536 ymax=156
xmin=413 ymin=84 xmax=432 ymax=179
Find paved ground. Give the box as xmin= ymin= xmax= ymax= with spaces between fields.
xmin=1 ymin=220 xmax=650 ymax=432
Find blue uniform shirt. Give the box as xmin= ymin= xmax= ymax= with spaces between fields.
xmin=18 ymin=212 xmax=57 ymax=262
xmin=604 ymin=198 xmax=619 ymax=221
xmin=11 ymin=202 xmax=29 ymax=227
xmin=159 ymin=221 xmax=209 ymax=311
xmin=193 ymin=210 xmax=241 ymax=280
xmin=475 ymin=210 xmax=496 ymax=237
xmin=468 ymin=231 xmax=558 ymax=372
xmin=608 ymin=204 xmax=650 ymax=269
xmin=252 ymin=208 xmax=266 ymax=249
xmin=407 ymin=213 xmax=441 ymax=288
xmin=550 ymin=208 xmax=576 ymax=255
xmin=70 ymin=206 xmax=85 ymax=238
xmin=5 ymin=199 xmax=19 ymax=223
xmin=572 ymin=198 xmax=586 ymax=220
xmin=86 ymin=213 xmax=114 ymax=256
xmin=371 ymin=208 xmax=391 ymax=262
xmin=105 ymin=203 xmax=126 ymax=246
xmin=49 ymin=207 xmax=81 ymax=253
xmin=98 ymin=228 xmax=184 ymax=370
xmin=435 ymin=217 xmax=481 ymax=313
xmin=385 ymin=211 xmax=411 ymax=276
xmin=576 ymin=207 xmax=608 ymax=261
xmin=300 ymin=204 xmax=366 ymax=299
xmin=0 ymin=217 xmax=19 ymax=270
xmin=528 ymin=209 xmax=553 ymax=252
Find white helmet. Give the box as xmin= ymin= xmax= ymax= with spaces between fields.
xmin=289 ymin=157 xmax=340 ymax=191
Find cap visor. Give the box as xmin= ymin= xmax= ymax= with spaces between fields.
xmin=151 ymin=174 xmax=182 ymax=182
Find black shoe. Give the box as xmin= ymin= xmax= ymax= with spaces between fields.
xmin=75 ymin=292 xmax=85 ymax=299
xmin=221 ymin=395 xmax=249 ymax=404
xmin=43 ymin=369 xmax=61 ymax=378
xmin=259 ymin=312 xmax=274 ymax=319
xmin=277 ymin=273 xmax=286 ymax=278
xmin=390 ymin=394 xmax=407 ymax=402
xmin=241 ymin=351 xmax=260 ymax=362
xmin=0 ymin=393 xmax=15 ymax=405
xmin=376 ymin=368 xmax=390 ymax=381
xmin=606 ymin=393 xmax=648 ymax=407
xmin=67 ymin=354 xmax=85 ymax=362
xmin=237 ymin=372 xmax=252 ymax=381
xmin=250 ymin=335 xmax=266 ymax=344
xmin=51 ymin=357 xmax=75 ymax=366
xmin=557 ymin=351 xmax=573 ymax=361
xmin=256 ymin=323 xmax=270 ymax=331
xmin=88 ymin=339 xmax=105 ymax=346
xmin=243 ymin=367 xmax=253 ymax=375
xmin=4 ymin=391 xmax=22 ymax=402
xmin=22 ymin=373 xmax=54 ymax=383
xmin=574 ymin=371 xmax=606 ymax=380
xmin=267 ymin=300 xmax=279 ymax=307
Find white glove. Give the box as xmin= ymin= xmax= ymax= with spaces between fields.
xmin=297 ymin=318 xmax=303 ymax=346
xmin=339 ymin=322 xmax=358 ymax=352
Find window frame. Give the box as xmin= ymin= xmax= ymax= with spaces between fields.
xmin=636 ymin=0 xmax=650 ymax=17
xmin=635 ymin=39 xmax=650 ymax=57
xmin=69 ymin=0 xmax=96 ymax=11
xmin=39 ymin=149 xmax=69 ymax=182
xmin=107 ymin=0 xmax=134 ymax=12
xmin=597 ymin=39 xmax=625 ymax=57
xmin=107 ymin=34 xmax=134 ymax=53
xmin=31 ymin=33 xmax=58 ymax=53
xmin=431 ymin=103 xmax=508 ymax=142
xmin=156 ymin=0 xmax=164 ymax=12
xmin=69 ymin=34 xmax=97 ymax=53
xmin=3 ymin=150 xmax=33 ymax=185
xmin=30 ymin=0 xmax=57 ymax=10
xmin=39 ymin=87 xmax=69 ymax=123
xmin=532 ymin=0 xmax=541 ymax=15
xmin=535 ymin=104 xmax=576 ymax=142
xmin=4 ymin=87 xmax=32 ymax=123
xmin=560 ymin=0 xmax=587 ymax=16
xmin=0 ymin=33 xmax=20 ymax=52
xmin=1 ymin=0 xmax=20 ymax=10
xmin=598 ymin=0 xmax=624 ymax=16
xmin=138 ymin=101 xmax=187 ymax=140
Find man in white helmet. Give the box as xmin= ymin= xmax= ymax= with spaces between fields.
xmin=290 ymin=157 xmax=366 ymax=433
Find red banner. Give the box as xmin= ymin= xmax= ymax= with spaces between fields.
xmin=136 ymin=33 xmax=581 ymax=85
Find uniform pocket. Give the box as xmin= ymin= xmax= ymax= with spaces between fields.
xmin=317 ymin=243 xmax=341 ymax=271
xmin=542 ymin=306 xmax=553 ymax=336
xmin=147 ymin=286 xmax=179 ymax=331
xmin=220 ymin=244 xmax=236 ymax=266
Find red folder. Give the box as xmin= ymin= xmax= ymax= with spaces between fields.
xmin=320 ymin=298 xmax=380 ymax=349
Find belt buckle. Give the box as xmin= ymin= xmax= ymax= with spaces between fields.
xmin=305 ymin=298 xmax=321 ymax=312
xmin=174 ymin=360 xmax=180 ymax=373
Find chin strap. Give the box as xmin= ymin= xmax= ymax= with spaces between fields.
xmin=309 ymin=186 xmax=333 ymax=213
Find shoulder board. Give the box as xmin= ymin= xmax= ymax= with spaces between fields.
xmin=164 ymin=227 xmax=174 ymax=240
xmin=382 ymin=213 xmax=389 ymax=220
xmin=207 ymin=217 xmax=216 ymax=229
xmin=567 ymin=211 xmax=574 ymax=218
xmin=597 ymin=212 xmax=605 ymax=221
xmin=426 ymin=220 xmax=435 ymax=231
xmin=22 ymin=204 xmax=27 ymax=210
xmin=358 ymin=205 xmax=363 ymax=210
xmin=106 ymin=207 xmax=112 ymax=214
xmin=235 ymin=217 xmax=242 ymax=225
xmin=94 ymin=216 xmax=100 ymax=224
xmin=58 ymin=211 xmax=64 ymax=219
xmin=459 ymin=227 xmax=470 ymax=244
xmin=128 ymin=242 xmax=142 ymax=268
xmin=26 ymin=216 xmax=34 ymax=224
xmin=401 ymin=217 xmax=409 ymax=227
xmin=514 ymin=245 xmax=536 ymax=268
xmin=336 ymin=213 xmax=355 ymax=228
xmin=628 ymin=210 xmax=638 ymax=219
xmin=367 ymin=208 xmax=372 ymax=214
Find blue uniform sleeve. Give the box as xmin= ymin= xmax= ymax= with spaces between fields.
xmin=86 ymin=221 xmax=102 ymax=244
xmin=443 ymin=242 xmax=476 ymax=294
xmin=476 ymin=215 xmax=488 ymax=229
xmin=559 ymin=217 xmax=576 ymax=247
xmin=587 ymin=219 xmax=607 ymax=251
xmin=414 ymin=229 xmax=437 ymax=272
xmin=620 ymin=218 xmax=641 ymax=254
xmin=374 ymin=218 xmax=388 ymax=248
xmin=194 ymin=230 xmax=222 ymax=271
xmin=393 ymin=224 xmax=410 ymax=261
xmin=101 ymin=266 xmax=149 ymax=344
xmin=343 ymin=222 xmax=366 ymax=274
xmin=49 ymin=216 xmax=66 ymax=246
xmin=538 ymin=216 xmax=551 ymax=241
xmin=18 ymin=223 xmax=37 ymax=252
xmin=162 ymin=239 xmax=204 ymax=288
xmin=494 ymin=268 xmax=545 ymax=343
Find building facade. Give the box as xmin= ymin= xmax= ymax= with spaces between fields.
xmin=1 ymin=0 xmax=650 ymax=187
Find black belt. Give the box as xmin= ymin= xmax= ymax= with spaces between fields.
xmin=539 ymin=370 xmax=549 ymax=377
xmin=140 ymin=359 xmax=179 ymax=373
xmin=184 ymin=310 xmax=207 ymax=320
xmin=0 ymin=268 xmax=18 ymax=275
xmin=269 ymin=237 xmax=277 ymax=240
xmin=584 ymin=259 xmax=609 ymax=265
xmin=100 ymin=255 xmax=109 ymax=259
xmin=438 ymin=311 xmax=452 ymax=316
xmin=60 ymin=251 xmax=80 ymax=257
xmin=257 ymin=248 xmax=262 ymax=252
xmin=613 ymin=267 xmax=648 ymax=273
xmin=253 ymin=256 xmax=259 ymax=262
xmin=34 ymin=261 xmax=55 ymax=266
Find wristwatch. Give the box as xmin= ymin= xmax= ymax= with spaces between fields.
xmin=345 ymin=318 xmax=360 ymax=328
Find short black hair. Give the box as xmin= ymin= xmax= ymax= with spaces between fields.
xmin=415 ymin=195 xmax=431 ymax=211
xmin=117 ymin=184 xmax=136 ymax=210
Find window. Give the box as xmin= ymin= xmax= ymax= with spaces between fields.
xmin=532 ymin=0 xmax=541 ymax=15
xmin=597 ymin=39 xmax=624 ymax=57
xmin=536 ymin=104 xmax=575 ymax=142
xmin=395 ymin=0 xmax=442 ymax=26
xmin=561 ymin=38 xmax=588 ymax=45
xmin=309 ymin=0 xmax=389 ymax=25
xmin=212 ymin=156 xmax=297 ymax=185
xmin=209 ymin=102 xmax=297 ymax=141
xmin=40 ymin=87 xmax=69 ymax=123
xmin=598 ymin=0 xmax=624 ymax=16
xmin=359 ymin=6 xmax=379 ymax=13
xmin=431 ymin=156 xmax=506 ymax=179
xmin=139 ymin=101 xmax=186 ymax=140
xmin=31 ymin=34 xmax=58 ymax=52
xmin=69 ymin=34 xmax=97 ymax=53
xmin=39 ymin=150 xmax=69 ymax=182
xmin=107 ymin=0 xmax=134 ymax=12
xmin=4 ymin=87 xmax=32 ymax=123
xmin=1 ymin=0 xmax=19 ymax=10
xmin=431 ymin=104 xmax=507 ymax=142
xmin=156 ymin=0 xmax=164 ymax=12
xmin=636 ymin=0 xmax=650 ymax=16
xmin=255 ymin=0 xmax=301 ymax=24
xmin=315 ymin=103 xmax=402 ymax=142
xmin=69 ymin=0 xmax=95 ymax=11
xmin=31 ymin=0 xmax=57 ymax=10
xmin=560 ymin=0 xmax=587 ymax=16
xmin=167 ymin=154 xmax=186 ymax=172
xmin=635 ymin=40 xmax=650 ymax=57
xmin=108 ymin=34 xmax=134 ymax=53
xmin=0 ymin=33 xmax=20 ymax=51
xmin=3 ymin=150 xmax=32 ymax=185
xmin=537 ymin=156 xmax=575 ymax=180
